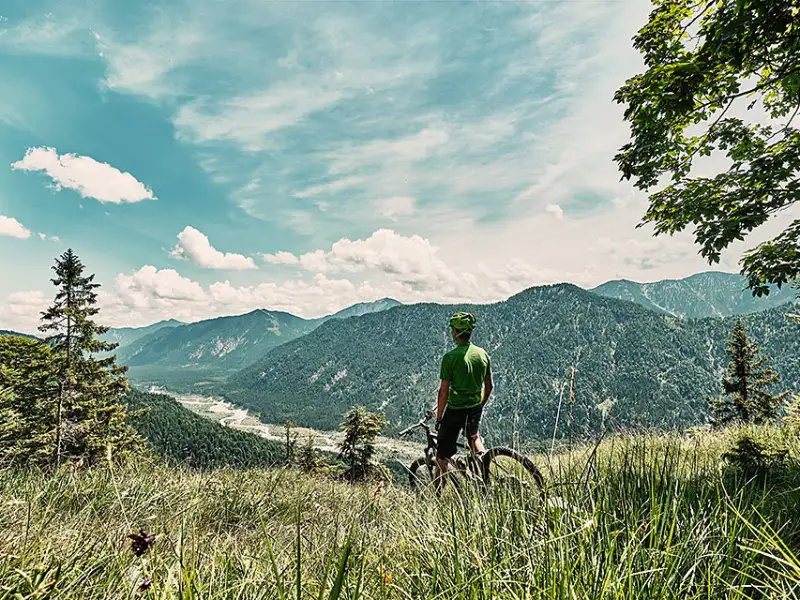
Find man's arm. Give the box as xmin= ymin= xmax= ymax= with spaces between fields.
xmin=437 ymin=379 xmax=449 ymax=422
xmin=482 ymin=370 xmax=493 ymax=405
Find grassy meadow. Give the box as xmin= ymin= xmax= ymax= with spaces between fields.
xmin=2 ymin=428 xmax=800 ymax=599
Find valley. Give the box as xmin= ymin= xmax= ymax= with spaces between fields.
xmin=158 ymin=388 xmax=425 ymax=465
xmin=105 ymin=272 xmax=799 ymax=445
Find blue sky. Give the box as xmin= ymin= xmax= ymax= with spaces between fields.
xmin=0 ymin=0 xmax=784 ymax=331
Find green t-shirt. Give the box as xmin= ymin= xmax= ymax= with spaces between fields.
xmin=439 ymin=342 xmax=491 ymax=409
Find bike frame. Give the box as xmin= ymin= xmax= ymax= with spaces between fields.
xmin=399 ymin=418 xmax=484 ymax=482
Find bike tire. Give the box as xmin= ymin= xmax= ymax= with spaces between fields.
xmin=409 ymin=456 xmax=465 ymax=491
xmin=481 ymin=446 xmax=544 ymax=492
xmin=409 ymin=457 xmax=434 ymax=490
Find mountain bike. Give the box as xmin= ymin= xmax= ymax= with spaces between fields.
xmin=399 ymin=411 xmax=544 ymax=492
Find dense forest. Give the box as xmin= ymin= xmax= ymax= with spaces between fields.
xmin=124 ymin=390 xmax=284 ymax=469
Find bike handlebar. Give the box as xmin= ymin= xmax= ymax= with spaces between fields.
xmin=398 ymin=411 xmax=435 ymax=437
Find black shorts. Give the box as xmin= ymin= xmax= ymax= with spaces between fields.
xmin=437 ymin=404 xmax=483 ymax=459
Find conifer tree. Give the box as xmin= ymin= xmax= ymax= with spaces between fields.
xmin=39 ymin=249 xmax=141 ymax=465
xmin=0 ymin=336 xmax=58 ymax=464
xmin=709 ymin=320 xmax=788 ymax=427
xmin=784 ymin=395 xmax=800 ymax=430
xmin=338 ymin=406 xmax=386 ymax=482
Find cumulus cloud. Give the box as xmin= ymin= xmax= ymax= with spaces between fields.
xmin=267 ymin=229 xmax=450 ymax=286
xmin=114 ymin=265 xmax=207 ymax=304
xmin=0 ymin=216 xmax=31 ymax=239
xmin=170 ymin=226 xmax=257 ymax=270
xmin=261 ymin=251 xmax=300 ymax=265
xmin=260 ymin=229 xmax=559 ymax=297
xmin=0 ymin=290 xmax=48 ymax=333
xmin=11 ymin=147 xmax=155 ymax=204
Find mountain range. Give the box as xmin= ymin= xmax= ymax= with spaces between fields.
xmin=114 ymin=298 xmax=402 ymax=388
xmin=592 ymin=272 xmax=796 ymax=318
xmin=217 ymin=284 xmax=799 ymax=444
xmin=3 ymin=272 xmax=798 ymax=444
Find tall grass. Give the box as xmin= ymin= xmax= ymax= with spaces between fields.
xmin=2 ymin=429 xmax=800 ymax=599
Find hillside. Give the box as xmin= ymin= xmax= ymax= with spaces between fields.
xmin=0 ymin=329 xmax=38 ymax=340
xmin=124 ymin=389 xmax=283 ymax=469
xmin=101 ymin=319 xmax=184 ymax=349
xmin=591 ymin=271 xmax=797 ymax=317
xmin=118 ymin=299 xmax=403 ymax=388
xmin=218 ymin=284 xmax=800 ymax=443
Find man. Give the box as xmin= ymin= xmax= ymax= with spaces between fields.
xmin=435 ymin=311 xmax=493 ymax=488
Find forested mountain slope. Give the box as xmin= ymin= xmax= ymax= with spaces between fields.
xmin=0 ymin=330 xmax=38 ymax=340
xmin=124 ymin=390 xmax=283 ymax=469
xmin=219 ymin=284 xmax=799 ymax=444
xmin=591 ymin=272 xmax=797 ymax=318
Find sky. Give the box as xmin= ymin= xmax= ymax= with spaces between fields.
xmin=0 ymin=0 xmax=793 ymax=333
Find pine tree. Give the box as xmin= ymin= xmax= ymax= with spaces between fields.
xmin=338 ymin=406 xmax=386 ymax=482
xmin=0 ymin=335 xmax=58 ymax=465
xmin=709 ymin=321 xmax=789 ymax=427
xmin=784 ymin=395 xmax=800 ymax=430
xmin=297 ymin=434 xmax=329 ymax=474
xmin=39 ymin=249 xmax=141 ymax=465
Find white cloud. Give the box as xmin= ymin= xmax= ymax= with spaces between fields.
xmin=0 ymin=216 xmax=31 ymax=239
xmin=11 ymin=147 xmax=156 ymax=204
xmin=545 ymin=204 xmax=564 ymax=220
xmin=261 ymin=251 xmax=300 ymax=265
xmin=375 ymin=196 xmax=416 ymax=220
xmin=170 ymin=226 xmax=257 ymax=270
xmin=259 ymin=229 xmax=555 ymax=296
xmin=0 ymin=290 xmax=47 ymax=334
xmin=96 ymin=26 xmax=203 ymax=99
xmin=278 ymin=229 xmax=445 ymax=279
xmin=295 ymin=176 xmax=367 ymax=199
xmin=114 ymin=265 xmax=207 ymax=304
xmin=175 ymin=83 xmax=347 ymax=151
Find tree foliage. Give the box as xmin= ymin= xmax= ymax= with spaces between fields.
xmin=38 ymin=249 xmax=140 ymax=465
xmin=338 ymin=406 xmax=386 ymax=482
xmin=709 ymin=320 xmax=789 ymax=426
xmin=615 ymin=0 xmax=800 ymax=295
xmin=0 ymin=250 xmax=143 ymax=466
xmin=0 ymin=336 xmax=58 ymax=465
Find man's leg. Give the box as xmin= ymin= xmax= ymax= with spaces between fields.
xmin=465 ymin=405 xmax=486 ymax=456
xmin=435 ymin=409 xmax=461 ymax=492
xmin=434 ymin=457 xmax=449 ymax=492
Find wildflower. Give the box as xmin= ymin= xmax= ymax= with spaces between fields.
xmin=128 ymin=530 xmax=156 ymax=556
xmin=139 ymin=578 xmax=153 ymax=591
xmin=383 ymin=574 xmax=393 ymax=586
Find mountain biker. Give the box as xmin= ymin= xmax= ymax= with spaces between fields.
xmin=434 ymin=311 xmax=493 ymax=488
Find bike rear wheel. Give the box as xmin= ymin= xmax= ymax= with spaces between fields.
xmin=481 ymin=446 xmax=544 ymax=493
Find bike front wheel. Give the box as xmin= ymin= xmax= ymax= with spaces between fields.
xmin=481 ymin=446 xmax=544 ymax=493
xmin=409 ymin=457 xmax=434 ymax=490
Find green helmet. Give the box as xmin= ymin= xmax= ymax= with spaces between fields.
xmin=448 ymin=311 xmax=476 ymax=334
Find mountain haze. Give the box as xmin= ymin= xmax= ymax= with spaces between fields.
xmin=117 ymin=299 xmax=403 ymax=387
xmin=102 ymin=319 xmax=184 ymax=349
xmin=591 ymin=272 xmax=797 ymax=318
